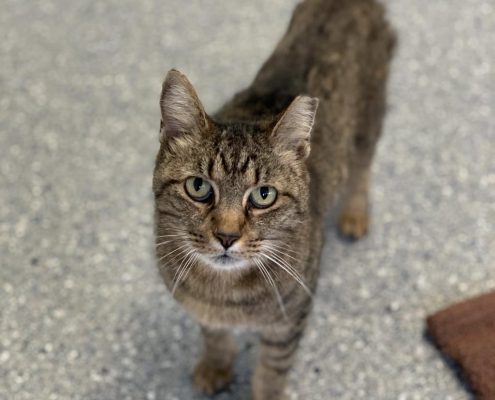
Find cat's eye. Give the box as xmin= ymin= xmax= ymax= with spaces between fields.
xmin=249 ymin=186 xmax=278 ymax=209
xmin=185 ymin=177 xmax=213 ymax=202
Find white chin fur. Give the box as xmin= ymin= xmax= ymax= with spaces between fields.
xmin=198 ymin=253 xmax=251 ymax=271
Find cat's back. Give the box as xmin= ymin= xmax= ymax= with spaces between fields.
xmin=219 ymin=0 xmax=394 ymax=117
xmin=218 ymin=0 xmax=395 ymax=214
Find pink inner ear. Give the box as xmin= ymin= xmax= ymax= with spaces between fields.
xmin=159 ymin=69 xmax=208 ymax=142
xmin=271 ymin=96 xmax=318 ymax=159
xmin=296 ymin=141 xmax=311 ymax=159
xmin=163 ymin=119 xmax=184 ymax=139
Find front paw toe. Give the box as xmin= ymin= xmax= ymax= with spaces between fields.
xmin=338 ymin=210 xmax=369 ymax=240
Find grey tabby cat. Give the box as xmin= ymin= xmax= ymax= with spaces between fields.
xmin=153 ymin=0 xmax=395 ymax=398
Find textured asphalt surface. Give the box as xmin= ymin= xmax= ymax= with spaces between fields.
xmin=1 ymin=1 xmax=494 ymax=399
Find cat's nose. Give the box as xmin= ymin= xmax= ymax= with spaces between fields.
xmin=214 ymin=231 xmax=240 ymax=249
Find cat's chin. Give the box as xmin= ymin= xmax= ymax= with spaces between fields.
xmin=198 ymin=254 xmax=251 ymax=271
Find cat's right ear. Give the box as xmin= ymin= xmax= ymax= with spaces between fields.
xmin=159 ymin=69 xmax=208 ymax=144
xmin=271 ymin=95 xmax=319 ymax=160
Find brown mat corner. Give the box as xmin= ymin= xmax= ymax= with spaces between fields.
xmin=427 ymin=291 xmax=495 ymax=400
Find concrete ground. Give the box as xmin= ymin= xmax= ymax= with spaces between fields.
xmin=1 ymin=0 xmax=494 ymax=399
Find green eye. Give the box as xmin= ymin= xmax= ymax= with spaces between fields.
xmin=249 ymin=186 xmax=277 ymax=209
xmin=185 ymin=177 xmax=213 ymax=202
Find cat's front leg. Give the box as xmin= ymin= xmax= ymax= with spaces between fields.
xmin=252 ymin=322 xmax=306 ymax=400
xmin=192 ymin=326 xmax=237 ymax=395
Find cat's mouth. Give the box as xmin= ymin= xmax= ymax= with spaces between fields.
xmin=201 ymin=252 xmax=250 ymax=270
xmin=214 ymin=254 xmax=235 ymax=265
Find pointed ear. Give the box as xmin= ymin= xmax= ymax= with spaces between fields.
xmin=271 ymin=96 xmax=319 ymax=159
xmin=159 ymin=69 xmax=208 ymax=143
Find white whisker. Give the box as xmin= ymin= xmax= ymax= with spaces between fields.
xmin=167 ymin=246 xmax=193 ymax=266
xmin=261 ymin=250 xmax=312 ymax=297
xmin=158 ymin=243 xmax=191 ymax=262
xmin=155 ymin=239 xmax=181 ymax=247
xmin=254 ymin=258 xmax=288 ymax=321
xmin=155 ymin=233 xmax=188 ymax=239
xmin=171 ymin=250 xmax=197 ymax=296
xmin=264 ymin=244 xmax=301 ymax=262
xmin=266 ymin=241 xmax=301 ymax=254
xmin=176 ymin=253 xmax=199 ymax=295
xmin=171 ymin=248 xmax=194 ymax=282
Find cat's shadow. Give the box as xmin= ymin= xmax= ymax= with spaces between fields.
xmin=85 ymin=289 xmax=256 ymax=400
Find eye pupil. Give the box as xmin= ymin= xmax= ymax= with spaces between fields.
xmin=193 ymin=177 xmax=203 ymax=192
xmin=185 ymin=177 xmax=213 ymax=202
xmin=249 ymin=186 xmax=277 ymax=209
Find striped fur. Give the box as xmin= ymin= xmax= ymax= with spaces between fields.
xmin=153 ymin=0 xmax=395 ymax=398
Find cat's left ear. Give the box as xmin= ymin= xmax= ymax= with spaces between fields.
xmin=271 ymin=96 xmax=319 ymax=160
xmin=159 ymin=69 xmax=208 ymax=143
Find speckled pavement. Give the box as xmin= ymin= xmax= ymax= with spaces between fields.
xmin=1 ymin=1 xmax=494 ymax=399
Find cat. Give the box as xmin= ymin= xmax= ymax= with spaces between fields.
xmin=153 ymin=0 xmax=395 ymax=398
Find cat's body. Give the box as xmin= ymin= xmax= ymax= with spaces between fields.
xmin=153 ymin=0 xmax=395 ymax=398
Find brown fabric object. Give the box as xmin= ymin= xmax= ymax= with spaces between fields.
xmin=427 ymin=291 xmax=495 ymax=400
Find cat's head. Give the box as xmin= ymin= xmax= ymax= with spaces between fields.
xmin=153 ymin=69 xmax=318 ymax=272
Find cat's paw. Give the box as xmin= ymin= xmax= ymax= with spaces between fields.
xmin=193 ymin=360 xmax=233 ymax=395
xmin=338 ymin=210 xmax=369 ymax=240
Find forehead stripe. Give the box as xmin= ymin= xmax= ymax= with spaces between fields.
xmin=207 ymin=158 xmax=214 ymax=178
xmin=219 ymin=151 xmax=230 ymax=174
xmin=239 ymin=155 xmax=251 ymax=174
